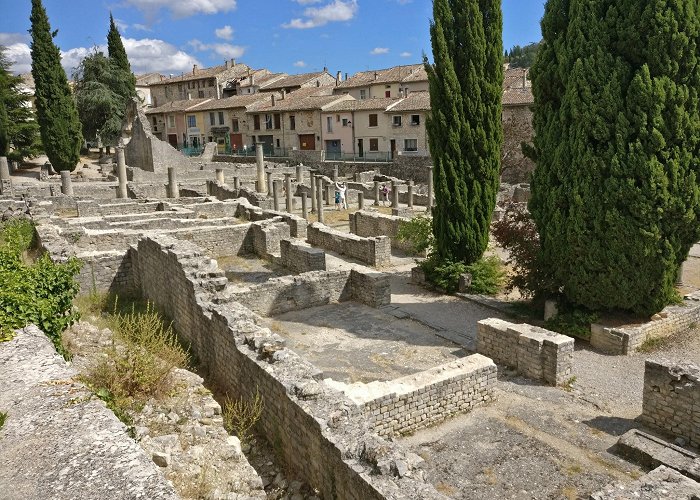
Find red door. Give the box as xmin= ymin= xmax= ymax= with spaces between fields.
xmin=230 ymin=133 xmax=243 ymax=151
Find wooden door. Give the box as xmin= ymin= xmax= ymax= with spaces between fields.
xmin=230 ymin=133 xmax=243 ymax=151
xmin=168 ymin=134 xmax=178 ymax=148
xmin=299 ymin=134 xmax=315 ymax=150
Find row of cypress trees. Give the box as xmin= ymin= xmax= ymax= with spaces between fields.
xmin=30 ymin=0 xmax=134 ymax=171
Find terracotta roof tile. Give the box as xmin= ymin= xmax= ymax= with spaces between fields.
xmin=260 ymin=71 xmax=332 ymax=91
xmin=145 ymin=98 xmax=212 ymax=114
xmin=336 ymin=64 xmax=427 ymax=89
xmin=502 ymin=88 xmax=534 ymax=106
xmin=149 ymin=63 xmax=250 ymax=86
xmin=324 ymin=97 xmax=401 ymax=112
xmin=387 ymin=91 xmax=430 ymax=112
xmin=189 ymin=93 xmax=274 ymax=111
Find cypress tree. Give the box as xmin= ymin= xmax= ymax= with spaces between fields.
xmin=107 ymin=13 xmax=136 ymax=92
xmin=30 ymin=0 xmax=82 ymax=171
xmin=530 ymin=0 xmax=700 ymax=315
xmin=425 ymin=0 xmax=503 ymax=264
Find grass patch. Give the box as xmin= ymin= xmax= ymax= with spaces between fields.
xmin=80 ymin=297 xmax=188 ymax=426
xmin=636 ymin=333 xmax=681 ymax=353
xmin=223 ymin=387 xmax=264 ymax=446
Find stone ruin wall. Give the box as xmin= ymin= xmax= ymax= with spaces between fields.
xmin=307 ymin=222 xmax=392 ymax=268
xmin=477 ymin=318 xmax=574 ymax=386
xmin=501 ymin=104 xmax=535 ymax=184
xmin=350 ymin=210 xmax=416 ymax=254
xmin=640 ymin=359 xmax=700 ymax=449
xmin=132 ymin=234 xmax=448 ymax=500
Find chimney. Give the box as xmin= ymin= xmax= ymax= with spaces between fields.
xmin=374 ymin=71 xmax=378 ymax=81
xmin=271 ymin=94 xmax=276 ymax=106
xmin=225 ymin=60 xmax=230 ymax=69
xmin=231 ymin=58 xmax=236 ymax=67
xmin=345 ymin=72 xmax=348 ymax=81
xmin=336 ymin=70 xmax=342 ymax=86
xmin=193 ymin=64 xmax=198 ymax=75
xmin=323 ymin=66 xmax=328 ymax=73
xmin=249 ymin=74 xmax=254 ymax=86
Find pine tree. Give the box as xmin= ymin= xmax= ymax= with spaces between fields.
xmin=530 ymin=0 xmax=700 ymax=315
xmin=30 ymin=0 xmax=82 ymax=171
xmin=425 ymin=0 xmax=503 ymax=264
xmin=107 ymin=13 xmax=136 ymax=92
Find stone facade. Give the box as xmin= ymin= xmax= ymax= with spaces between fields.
xmin=591 ymin=293 xmax=700 ymax=355
xmin=329 ymin=355 xmax=496 ymax=438
xmin=307 ymin=222 xmax=392 ymax=268
xmin=131 ymin=235 xmax=446 ymax=499
xmin=0 ymin=325 xmax=178 ymax=499
xmin=477 ymin=318 xmax=575 ymax=386
xmin=501 ymin=104 xmax=535 ymax=184
xmin=640 ymin=359 xmax=700 ymax=449
xmin=350 ymin=210 xmax=415 ymax=254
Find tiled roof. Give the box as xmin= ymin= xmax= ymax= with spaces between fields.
xmin=149 ymin=63 xmax=250 ymax=86
xmin=239 ymin=71 xmax=286 ymax=88
xmin=336 ymin=64 xmax=427 ymax=89
xmin=260 ymin=71 xmax=332 ymax=91
xmin=503 ymin=88 xmax=534 ymax=106
xmin=188 ymin=93 xmax=274 ymax=111
xmin=387 ymin=91 xmax=430 ymax=112
xmin=145 ymin=98 xmax=212 ymax=114
xmin=324 ymin=97 xmax=401 ymax=112
xmin=135 ymin=72 xmax=164 ymax=86
xmin=503 ymin=68 xmax=530 ymax=89
xmin=249 ymin=93 xmax=350 ymax=113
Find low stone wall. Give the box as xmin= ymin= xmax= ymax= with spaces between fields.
xmin=591 ymin=294 xmax=700 ymax=354
xmin=350 ymin=268 xmax=391 ymax=308
xmin=350 ymin=210 xmax=414 ymax=253
xmin=328 ymin=355 xmax=496 ymax=438
xmin=280 ymin=239 xmax=326 ymax=273
xmin=132 ymin=235 xmax=445 ymax=499
xmin=250 ymin=219 xmax=291 ymax=258
xmin=0 ymin=325 xmax=178 ymax=499
xmin=590 ymin=465 xmax=700 ymax=499
xmin=76 ymin=249 xmax=138 ymax=295
xmin=307 ymin=222 xmax=391 ymax=268
xmin=640 ymin=359 xmax=700 ymax=449
xmin=477 ymin=318 xmax=574 ymax=386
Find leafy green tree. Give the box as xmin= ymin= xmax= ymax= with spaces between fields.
xmin=0 ymin=47 xmax=42 ymax=161
xmin=30 ymin=0 xmax=82 ymax=171
xmin=505 ymin=42 xmax=541 ymax=68
xmin=74 ymin=50 xmax=132 ymax=147
xmin=424 ymin=0 xmax=503 ymax=264
xmin=107 ymin=13 xmax=136 ymax=92
xmin=529 ymin=0 xmax=700 ymax=315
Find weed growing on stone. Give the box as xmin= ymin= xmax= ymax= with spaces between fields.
xmin=561 ymin=376 xmax=577 ymax=392
xmin=0 ymin=411 xmax=6 ymax=430
xmin=223 ymin=387 xmax=264 ymax=446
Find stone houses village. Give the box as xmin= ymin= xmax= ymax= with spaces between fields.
xmin=143 ymin=61 xmax=534 ymax=178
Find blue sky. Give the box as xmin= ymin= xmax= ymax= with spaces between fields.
xmin=1 ymin=0 xmax=545 ymax=77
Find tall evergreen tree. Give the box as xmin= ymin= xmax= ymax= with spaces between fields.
xmin=530 ymin=0 xmax=700 ymax=315
xmin=425 ymin=0 xmax=503 ymax=264
xmin=107 ymin=13 xmax=136 ymax=91
xmin=30 ymin=0 xmax=82 ymax=171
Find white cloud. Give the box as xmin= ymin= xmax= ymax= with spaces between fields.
xmin=124 ymin=0 xmax=237 ymax=19
xmin=114 ymin=18 xmax=129 ymax=32
xmin=215 ymin=25 xmax=234 ymax=40
xmin=189 ymin=39 xmax=245 ymax=60
xmin=132 ymin=24 xmax=153 ymax=32
xmin=295 ymin=0 xmax=322 ymax=4
xmin=370 ymin=47 xmax=389 ymax=55
xmin=283 ymin=0 xmax=358 ymax=29
xmin=293 ymin=60 xmax=306 ymax=67
xmin=4 ymin=42 xmax=32 ymax=74
xmin=400 ymin=51 xmax=412 ymax=57
xmin=0 ymin=32 xmax=30 ymax=45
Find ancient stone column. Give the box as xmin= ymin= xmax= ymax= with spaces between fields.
xmin=233 ymin=176 xmax=240 ymax=190
xmin=374 ymin=180 xmax=380 ymax=206
xmin=332 ymin=165 xmax=339 ymax=181
xmin=0 ymin=156 xmax=11 ymax=195
xmin=284 ymin=173 xmax=293 ymax=213
xmin=407 ymin=180 xmax=414 ymax=209
xmin=216 ymin=168 xmax=225 ymax=184
xmin=167 ymin=167 xmax=179 ymax=199
xmin=310 ymin=173 xmax=317 ymax=213
xmin=301 ymin=192 xmax=308 ymax=219
xmin=60 ymin=170 xmax=73 ymax=196
xmin=256 ymin=143 xmax=265 ymax=193
xmin=326 ymin=183 xmax=334 ymax=206
xmin=358 ymin=192 xmax=364 ymax=210
xmin=272 ymin=179 xmax=281 ymax=211
xmin=316 ymin=178 xmax=325 ymax=224
xmin=116 ymin=147 xmax=128 ymax=199
xmin=427 ymin=165 xmax=434 ymax=210
xmin=296 ymin=164 xmax=304 ymax=185
xmin=391 ymin=181 xmax=399 ymax=208
xmin=266 ymin=171 xmax=274 ymax=197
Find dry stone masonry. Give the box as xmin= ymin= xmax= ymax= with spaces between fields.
xmin=307 ymin=222 xmax=392 ymax=268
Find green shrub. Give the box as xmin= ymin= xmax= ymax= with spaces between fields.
xmin=420 ymin=253 xmax=505 ymax=295
xmin=0 ymin=220 xmax=81 ymax=351
xmin=544 ymin=307 xmax=599 ymax=341
xmin=396 ymin=215 xmax=434 ymax=254
xmin=223 ymin=388 xmax=264 ymax=445
xmin=467 ymin=256 xmax=507 ymax=295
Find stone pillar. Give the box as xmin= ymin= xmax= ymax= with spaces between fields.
xmin=39 ymin=164 xmax=50 ymax=181
xmin=407 ymin=180 xmax=414 ymax=209
xmin=60 ymin=170 xmax=73 ymax=196
xmin=391 ymin=181 xmax=399 ymax=208
xmin=326 ymin=183 xmax=334 ymax=206
xmin=216 ymin=168 xmax=225 ymax=184
xmin=316 ymin=178 xmax=325 ymax=224
xmin=116 ymin=147 xmax=127 ymax=199
xmin=301 ymin=192 xmax=308 ymax=219
xmin=272 ymin=179 xmax=281 ymax=211
xmin=284 ymin=173 xmax=293 ymax=213
xmin=374 ymin=180 xmax=380 ymax=206
xmin=233 ymin=176 xmax=240 ymax=190
xmin=266 ymin=171 xmax=274 ymax=197
xmin=8 ymin=160 xmax=17 ymax=174
xmin=167 ymin=167 xmax=179 ymax=199
xmin=310 ymin=173 xmax=317 ymax=213
xmin=0 ymin=157 xmax=11 ymax=194
xmin=677 ymin=262 xmax=686 ymax=286
xmin=358 ymin=192 xmax=364 ymax=210
xmin=333 ymin=165 xmax=339 ymax=181
xmin=427 ymin=165 xmax=434 ymax=210
xmin=256 ymin=143 xmax=265 ymax=193
xmin=296 ymin=164 xmax=304 ymax=185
